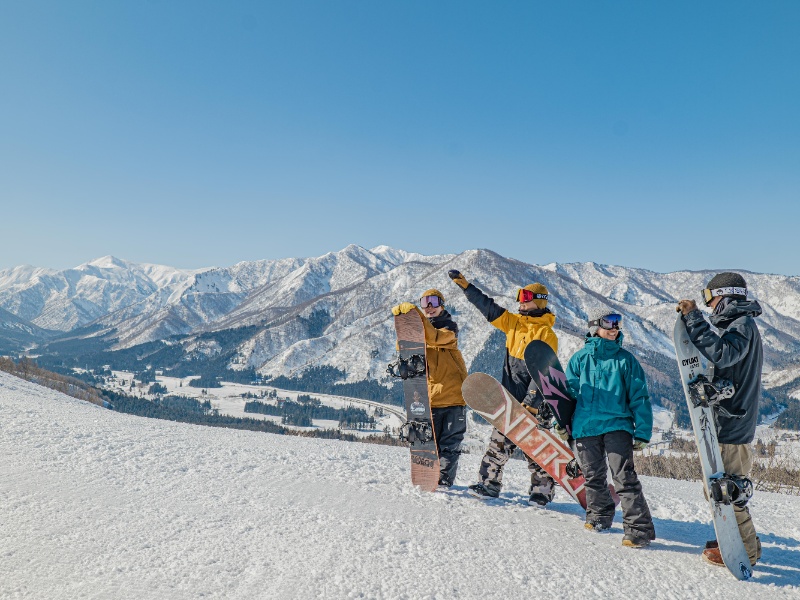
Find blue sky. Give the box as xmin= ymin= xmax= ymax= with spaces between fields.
xmin=1 ymin=2 xmax=798 ymax=275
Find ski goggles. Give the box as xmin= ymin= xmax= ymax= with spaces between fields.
xmin=419 ymin=295 xmax=443 ymax=309
xmin=589 ymin=313 xmax=622 ymax=330
xmin=516 ymin=289 xmax=548 ymax=303
xmin=701 ymin=286 xmax=747 ymax=307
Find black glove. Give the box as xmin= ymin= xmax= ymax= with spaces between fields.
xmin=448 ymin=270 xmax=469 ymax=289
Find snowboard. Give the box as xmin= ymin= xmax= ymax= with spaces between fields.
xmin=524 ymin=341 xmax=576 ymax=437
xmin=462 ymin=372 xmax=590 ymax=508
xmin=391 ymin=311 xmax=440 ymax=492
xmin=673 ymin=316 xmax=753 ymax=580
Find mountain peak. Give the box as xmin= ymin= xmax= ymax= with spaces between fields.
xmin=84 ymin=255 xmax=129 ymax=270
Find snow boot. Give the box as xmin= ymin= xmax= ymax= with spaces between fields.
xmin=467 ymin=483 xmax=500 ymax=499
xmin=702 ymin=546 xmax=725 ymax=566
xmin=622 ymin=532 xmax=651 ymax=548
xmin=584 ymin=521 xmax=610 ymax=533
xmin=528 ymin=493 xmax=551 ymax=507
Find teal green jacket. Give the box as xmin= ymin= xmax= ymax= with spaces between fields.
xmin=565 ymin=333 xmax=653 ymax=442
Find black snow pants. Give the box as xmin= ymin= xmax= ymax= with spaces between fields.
xmin=432 ymin=405 xmax=467 ymax=486
xmin=573 ymin=430 xmax=655 ymax=541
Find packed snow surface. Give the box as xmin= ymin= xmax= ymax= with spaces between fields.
xmin=1 ymin=372 xmax=799 ymax=599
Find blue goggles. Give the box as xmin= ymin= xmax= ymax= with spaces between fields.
xmin=589 ymin=313 xmax=622 ymax=330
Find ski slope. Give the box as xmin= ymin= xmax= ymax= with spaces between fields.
xmin=1 ymin=372 xmax=798 ymax=599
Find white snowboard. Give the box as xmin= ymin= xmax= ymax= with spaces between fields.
xmin=673 ymin=316 xmax=752 ymax=580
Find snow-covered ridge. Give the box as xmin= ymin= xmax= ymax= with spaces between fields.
xmin=3 ymin=246 xmax=800 ymax=396
xmin=1 ymin=371 xmax=799 ymax=599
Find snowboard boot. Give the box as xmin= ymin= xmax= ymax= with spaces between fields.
xmin=437 ymin=477 xmax=453 ymax=489
xmin=528 ymin=493 xmax=551 ymax=507
xmin=705 ymin=538 xmax=761 ymax=567
xmin=467 ymin=483 xmax=500 ymax=499
xmin=702 ymin=546 xmax=725 ymax=566
xmin=584 ymin=521 xmax=611 ymax=533
xmin=622 ymin=532 xmax=652 ymax=548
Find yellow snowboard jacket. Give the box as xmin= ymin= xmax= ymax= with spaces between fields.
xmin=412 ymin=307 xmax=468 ymax=408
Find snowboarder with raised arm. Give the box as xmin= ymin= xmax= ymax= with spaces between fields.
xmin=391 ymin=289 xmax=468 ymax=488
xmin=677 ymin=272 xmax=763 ymax=568
xmin=564 ymin=307 xmax=656 ymax=548
xmin=448 ymin=269 xmax=558 ymax=505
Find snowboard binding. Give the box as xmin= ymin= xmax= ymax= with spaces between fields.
xmin=687 ymin=374 xmax=735 ymax=407
xmin=709 ymin=474 xmax=754 ymax=507
xmin=687 ymin=375 xmax=747 ymax=419
xmin=399 ymin=420 xmax=434 ymax=444
xmin=565 ymin=458 xmax=583 ymax=479
xmin=536 ymin=401 xmax=555 ymax=429
xmin=386 ymin=354 xmax=427 ymax=380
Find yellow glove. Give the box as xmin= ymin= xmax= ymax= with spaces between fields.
xmin=633 ymin=439 xmax=648 ymax=451
xmin=448 ymin=270 xmax=469 ymax=289
xmin=391 ymin=302 xmax=416 ymax=316
xmin=554 ymin=424 xmax=569 ymax=441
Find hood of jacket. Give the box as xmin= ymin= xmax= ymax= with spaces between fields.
xmin=584 ymin=331 xmax=625 ymax=359
xmin=710 ymin=298 xmax=762 ymax=329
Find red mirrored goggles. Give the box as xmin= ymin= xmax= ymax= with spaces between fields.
xmin=516 ymin=289 xmax=548 ymax=303
xmin=419 ymin=295 xmax=443 ymax=309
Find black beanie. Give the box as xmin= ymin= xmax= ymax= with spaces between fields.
xmin=706 ymin=272 xmax=747 ymax=299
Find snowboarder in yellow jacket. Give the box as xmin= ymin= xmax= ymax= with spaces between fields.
xmin=449 ymin=269 xmax=558 ymax=505
xmin=392 ymin=289 xmax=468 ymax=487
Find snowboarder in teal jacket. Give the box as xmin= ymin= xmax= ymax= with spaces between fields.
xmin=565 ymin=307 xmax=655 ymax=547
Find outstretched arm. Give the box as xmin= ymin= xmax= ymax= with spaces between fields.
xmin=448 ymin=270 xmax=509 ymax=326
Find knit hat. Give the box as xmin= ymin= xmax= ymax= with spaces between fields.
xmin=587 ymin=305 xmax=618 ymax=336
xmin=705 ymin=272 xmax=748 ymax=301
xmin=421 ymin=288 xmax=445 ymax=304
xmin=520 ymin=283 xmax=549 ymax=309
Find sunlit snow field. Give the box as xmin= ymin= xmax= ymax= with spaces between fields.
xmin=1 ymin=372 xmax=798 ymax=599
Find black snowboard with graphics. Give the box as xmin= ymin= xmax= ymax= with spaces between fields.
xmin=524 ymin=341 xmax=576 ymax=437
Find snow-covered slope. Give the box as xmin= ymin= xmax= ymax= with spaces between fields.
xmin=1 ymin=372 xmax=798 ymax=599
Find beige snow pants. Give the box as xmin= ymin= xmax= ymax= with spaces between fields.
xmin=719 ymin=443 xmax=761 ymax=566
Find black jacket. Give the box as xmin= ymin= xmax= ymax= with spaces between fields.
xmin=683 ymin=299 xmax=763 ymax=444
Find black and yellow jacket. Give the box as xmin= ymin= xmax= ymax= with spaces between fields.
xmin=462 ymin=283 xmax=558 ymax=404
xmin=412 ymin=307 xmax=468 ymax=409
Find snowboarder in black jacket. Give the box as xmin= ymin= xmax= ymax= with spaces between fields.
xmin=678 ymin=272 xmax=763 ymax=568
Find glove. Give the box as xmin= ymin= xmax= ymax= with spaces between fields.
xmin=554 ymin=424 xmax=569 ymax=441
xmin=676 ymin=299 xmax=697 ymax=315
xmin=391 ymin=302 xmax=416 ymax=316
xmin=448 ymin=270 xmax=469 ymax=289
xmin=633 ymin=439 xmax=648 ymax=451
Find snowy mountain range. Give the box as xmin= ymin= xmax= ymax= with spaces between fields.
xmin=2 ymin=246 xmax=800 ymax=405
